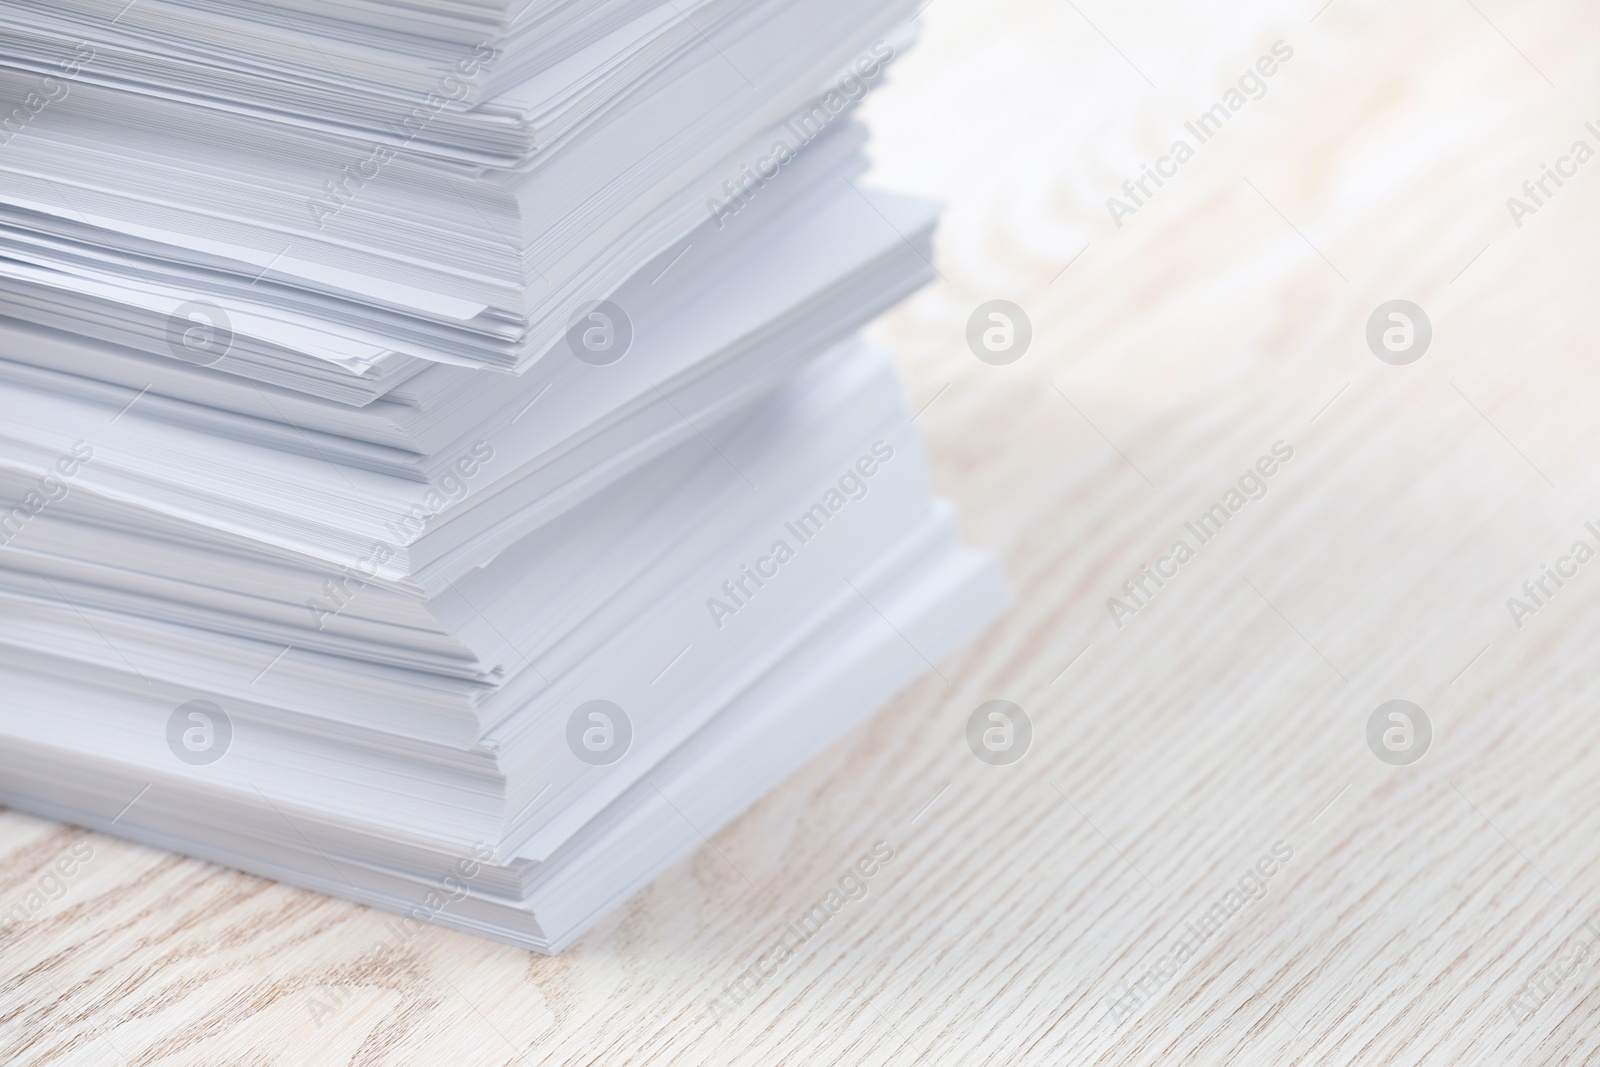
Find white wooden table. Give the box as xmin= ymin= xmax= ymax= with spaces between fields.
xmin=6 ymin=1 xmax=1600 ymax=1062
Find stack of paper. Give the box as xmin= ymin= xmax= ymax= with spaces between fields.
xmin=0 ymin=0 xmax=1005 ymax=951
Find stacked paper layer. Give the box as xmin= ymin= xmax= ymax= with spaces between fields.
xmin=0 ymin=0 xmax=1006 ymax=951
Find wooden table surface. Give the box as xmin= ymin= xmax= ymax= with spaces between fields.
xmin=7 ymin=1 xmax=1600 ymax=1063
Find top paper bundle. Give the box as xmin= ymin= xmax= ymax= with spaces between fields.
xmin=0 ymin=0 xmax=914 ymax=390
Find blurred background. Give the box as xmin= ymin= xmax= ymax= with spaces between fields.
xmin=843 ymin=0 xmax=1600 ymax=1061
xmin=12 ymin=1 xmax=1600 ymax=1063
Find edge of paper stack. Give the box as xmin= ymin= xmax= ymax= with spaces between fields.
xmin=0 ymin=0 xmax=1008 ymax=952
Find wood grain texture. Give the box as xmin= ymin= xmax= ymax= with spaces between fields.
xmin=5 ymin=0 xmax=1600 ymax=1062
